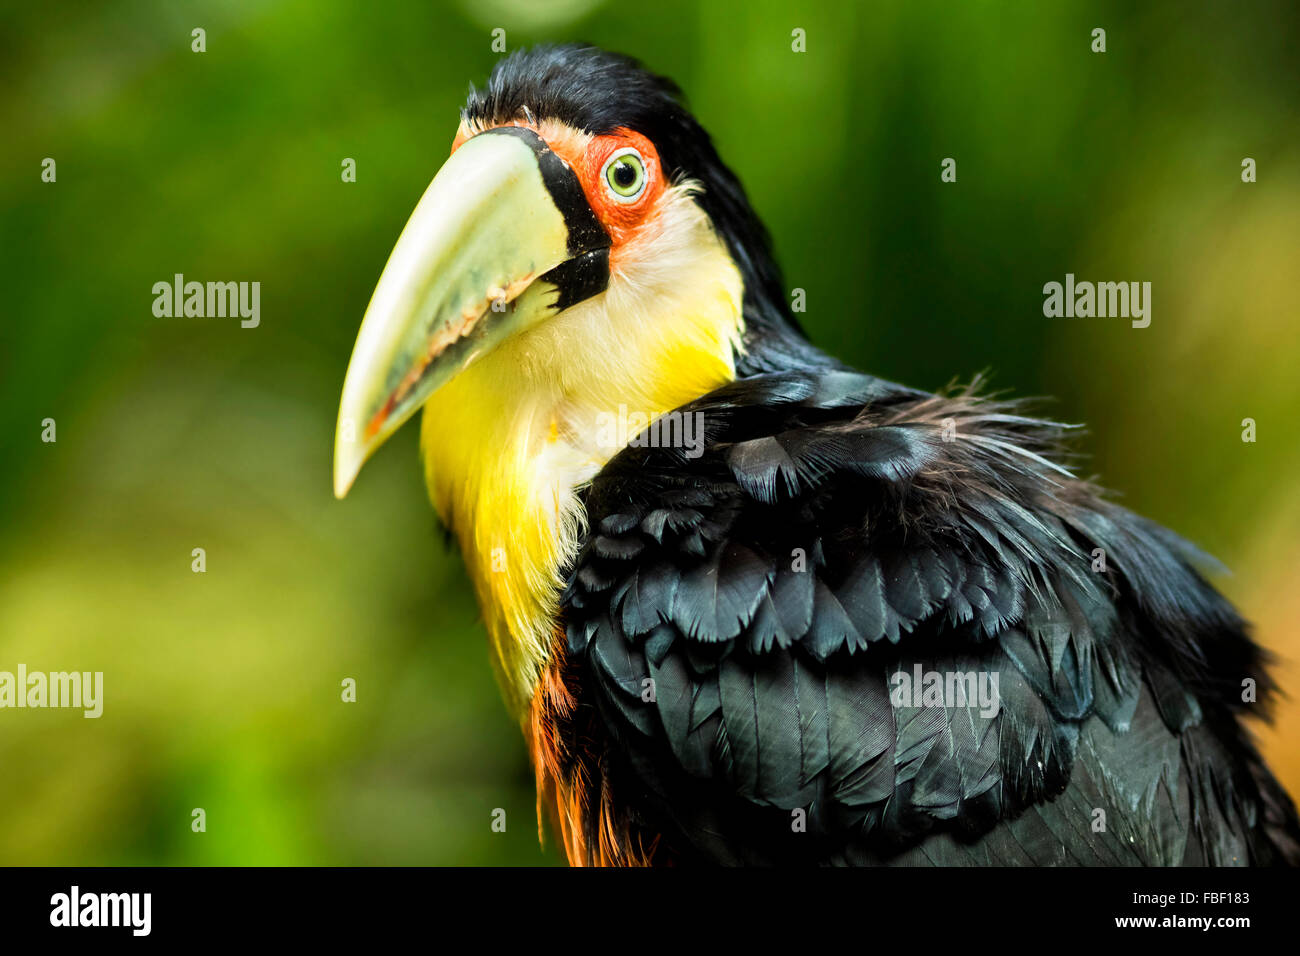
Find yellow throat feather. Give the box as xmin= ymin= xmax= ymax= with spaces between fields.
xmin=419 ymin=185 xmax=745 ymax=718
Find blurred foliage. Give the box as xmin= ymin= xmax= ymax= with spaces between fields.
xmin=1 ymin=0 xmax=1297 ymax=864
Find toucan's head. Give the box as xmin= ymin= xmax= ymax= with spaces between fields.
xmin=334 ymin=44 xmax=797 ymax=498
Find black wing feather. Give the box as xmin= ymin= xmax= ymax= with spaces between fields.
xmin=559 ymin=370 xmax=1300 ymax=865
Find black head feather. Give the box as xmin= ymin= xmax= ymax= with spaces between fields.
xmin=463 ymin=44 xmax=830 ymax=371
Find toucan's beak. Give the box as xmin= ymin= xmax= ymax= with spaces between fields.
xmin=333 ymin=126 xmax=610 ymax=498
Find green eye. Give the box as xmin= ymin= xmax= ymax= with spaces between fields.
xmin=603 ymin=149 xmax=646 ymax=201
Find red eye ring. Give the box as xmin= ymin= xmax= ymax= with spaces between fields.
xmin=581 ymin=129 xmax=663 ymax=243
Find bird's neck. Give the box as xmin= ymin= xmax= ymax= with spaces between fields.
xmin=418 ymin=202 xmax=745 ymax=720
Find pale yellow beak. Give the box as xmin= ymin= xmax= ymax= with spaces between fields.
xmin=333 ymin=128 xmax=609 ymax=498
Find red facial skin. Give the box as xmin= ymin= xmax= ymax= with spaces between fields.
xmin=452 ymin=122 xmax=665 ymax=262
xmin=574 ymin=129 xmax=664 ymax=248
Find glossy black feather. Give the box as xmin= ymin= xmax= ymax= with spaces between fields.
xmin=472 ymin=44 xmax=1300 ymax=867
xmin=559 ymin=370 xmax=1300 ymax=865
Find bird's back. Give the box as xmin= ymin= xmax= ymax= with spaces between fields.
xmin=541 ymin=367 xmax=1300 ymax=865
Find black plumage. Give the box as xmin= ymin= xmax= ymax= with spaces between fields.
xmin=560 ymin=371 xmax=1300 ymax=865
xmin=463 ymin=44 xmax=823 ymax=372
xmin=469 ymin=46 xmax=1300 ymax=865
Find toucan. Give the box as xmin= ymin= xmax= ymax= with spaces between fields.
xmin=333 ymin=44 xmax=1299 ymax=865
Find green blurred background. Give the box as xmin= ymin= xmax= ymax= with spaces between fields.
xmin=2 ymin=0 xmax=1297 ymax=864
